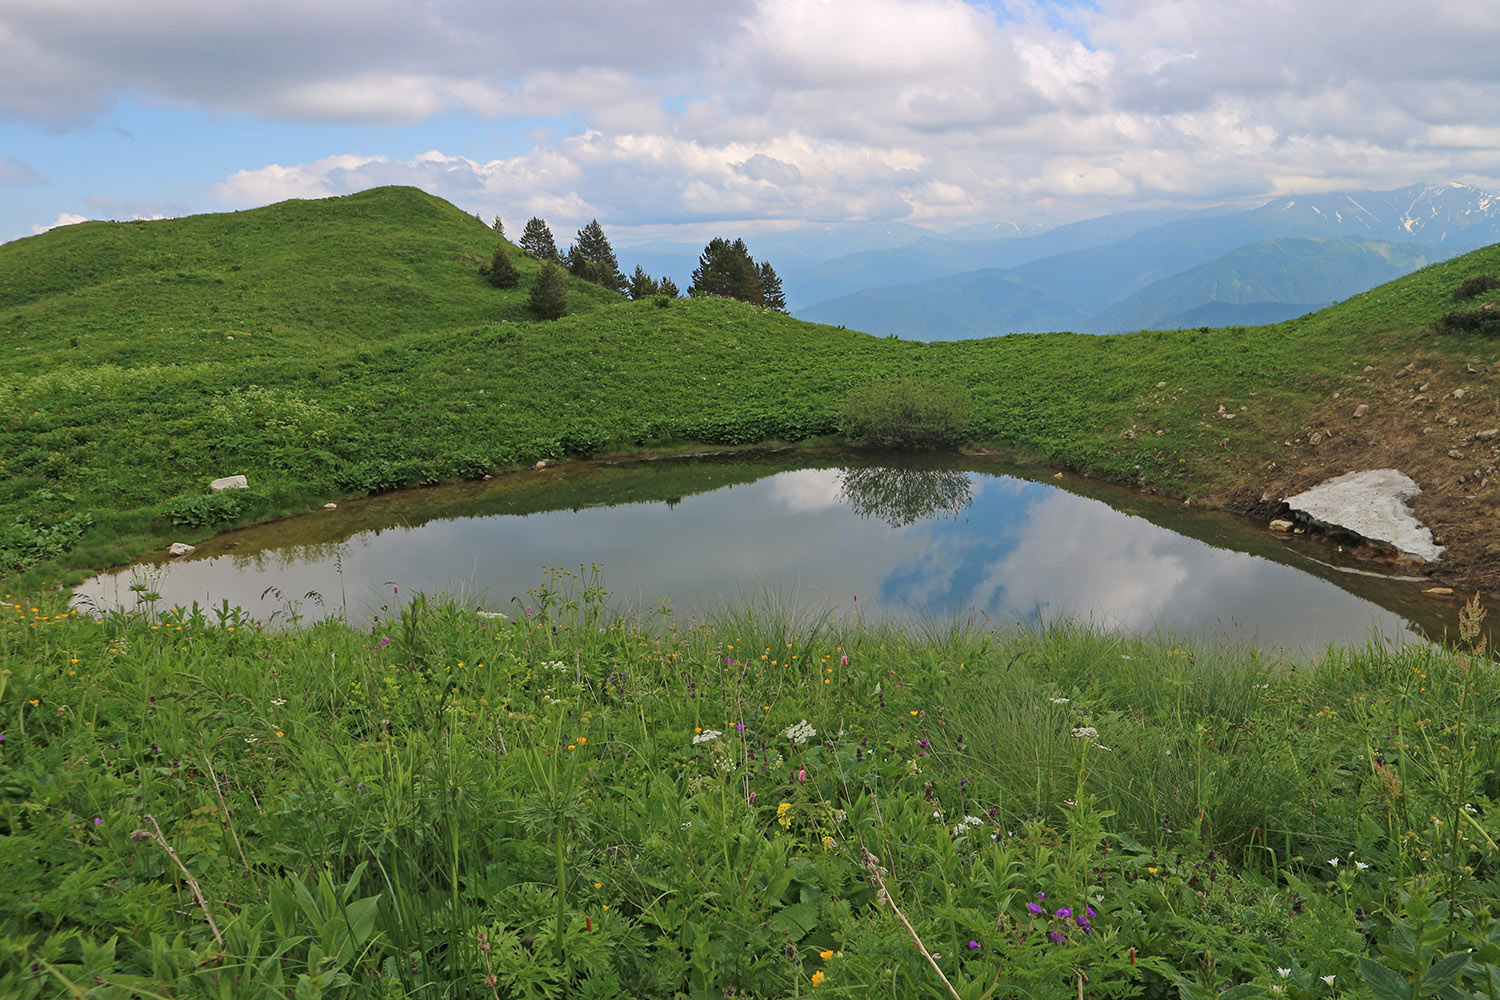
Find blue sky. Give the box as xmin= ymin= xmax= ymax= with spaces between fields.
xmin=4 ymin=0 xmax=1499 ymax=245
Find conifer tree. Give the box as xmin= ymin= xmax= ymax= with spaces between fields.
xmin=486 ymin=243 xmax=518 ymax=288
xmin=690 ymin=237 xmax=762 ymax=303
xmin=568 ymin=219 xmax=625 ymax=294
xmin=628 ymin=264 xmax=660 ymax=300
xmin=519 ymin=217 xmax=559 ymax=261
xmin=759 ymin=260 xmax=787 ymax=312
xmin=659 ymin=276 xmax=681 ymax=298
xmin=529 ymin=261 xmax=568 ymax=319
xmin=491 ymin=216 xmax=505 ymax=236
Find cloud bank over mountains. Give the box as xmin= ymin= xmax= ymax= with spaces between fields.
xmin=3 ymin=0 xmax=1500 ymax=238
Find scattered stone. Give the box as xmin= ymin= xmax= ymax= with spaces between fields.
xmin=1477 ymin=428 xmax=1499 ymax=440
xmin=225 ymin=335 xmax=235 ymax=341
xmin=1423 ymin=587 xmax=1454 ymax=596
xmin=1452 ymin=387 xmax=1467 ymax=399
xmin=1123 ymin=428 xmax=1135 ymax=439
xmin=1363 ymin=365 xmax=1374 ymax=372
xmin=1449 ymin=449 xmax=1465 ymax=459
xmin=1269 ymin=519 xmax=1294 ymax=532
xmin=1309 ymin=431 xmax=1324 ymax=445
xmin=323 ymin=502 xmax=337 ymax=510
xmin=1284 ymin=469 xmax=1444 ymax=562
xmin=533 ymin=460 xmax=548 ymax=470
xmin=1419 ymin=382 xmax=1430 ymax=392
xmin=1156 ymin=381 xmax=1167 ymax=388
xmin=210 ymin=474 xmax=248 ymax=492
xmin=168 ymin=542 xmax=195 ymax=557
xmin=1353 ymin=404 xmax=1368 ymax=418
xmin=1155 ymin=429 xmax=1164 ymax=435
xmin=1052 ymin=472 xmax=1063 ymax=479
xmin=483 ymin=474 xmax=493 ymax=480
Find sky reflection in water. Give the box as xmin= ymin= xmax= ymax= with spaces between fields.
xmin=78 ymin=467 xmax=1416 ymax=657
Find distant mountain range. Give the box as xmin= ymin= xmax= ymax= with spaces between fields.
xmin=789 ymin=183 xmax=1500 ymax=339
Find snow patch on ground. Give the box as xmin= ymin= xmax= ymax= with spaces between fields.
xmin=1284 ymin=469 xmax=1443 ymax=562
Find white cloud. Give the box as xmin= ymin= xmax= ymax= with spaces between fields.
xmin=7 ymin=0 xmax=1500 ymax=229
xmin=31 ymin=211 xmax=88 ymax=235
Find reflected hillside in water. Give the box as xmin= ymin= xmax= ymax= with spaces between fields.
xmin=76 ymin=451 xmax=1481 ymax=655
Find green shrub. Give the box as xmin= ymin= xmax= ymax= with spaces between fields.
xmin=163 ymin=489 xmax=255 ymax=529
xmin=838 ymin=376 xmax=972 ymax=450
xmin=1453 ymin=274 xmax=1500 ymax=300
xmin=1435 ymin=305 xmax=1500 ymax=335
xmin=529 ymin=261 xmax=568 ymax=320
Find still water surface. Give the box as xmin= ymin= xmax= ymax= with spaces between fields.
xmin=76 ymin=455 xmax=1438 ymax=658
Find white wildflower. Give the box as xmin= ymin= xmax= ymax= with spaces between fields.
xmin=1320 ymin=975 xmax=1335 ymax=986
xmin=692 ymin=729 xmax=723 ymax=745
xmin=1355 ymin=861 xmax=1370 ymax=870
xmin=1071 ymin=726 xmax=1099 ymax=740
xmin=541 ymin=660 xmax=568 ymax=672
xmin=475 ymin=610 xmax=509 ymax=620
xmin=271 ymin=698 xmax=286 ymax=707
xmin=783 ymin=719 xmax=817 ymax=744
xmin=1050 ymin=697 xmax=1071 ymax=704
xmin=1328 ymin=857 xmax=1339 ymax=867
xmin=950 ymin=815 xmax=986 ymax=837
xmin=1277 ymin=969 xmax=1291 ymax=978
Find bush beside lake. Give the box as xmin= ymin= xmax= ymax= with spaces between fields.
xmin=3 ymin=579 xmax=1498 ymax=998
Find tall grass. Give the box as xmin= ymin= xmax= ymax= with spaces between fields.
xmin=3 ymin=580 xmax=1499 ymax=998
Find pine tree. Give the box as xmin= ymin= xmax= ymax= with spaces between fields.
xmin=569 ymin=219 xmax=624 ymax=294
xmin=519 ymin=217 xmax=559 ymax=261
xmin=759 ymin=260 xmax=786 ymax=312
xmin=529 ymin=261 xmax=568 ymax=319
xmin=628 ymin=264 xmax=660 ymax=300
xmin=491 ymin=216 xmax=505 ymax=237
xmin=659 ymin=276 xmax=681 ymax=298
xmin=690 ymin=238 xmax=762 ymax=303
xmin=486 ymin=243 xmax=518 ymax=288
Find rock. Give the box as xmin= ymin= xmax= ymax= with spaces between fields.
xmin=1363 ymin=365 xmax=1374 ymax=372
xmin=168 ymin=542 xmax=195 ymax=557
xmin=210 ymin=474 xmax=248 ymax=492
xmin=1423 ymin=587 xmax=1454 ymax=596
xmin=483 ymin=474 xmax=493 ymax=480
xmin=1156 ymin=381 xmax=1167 ymax=388
xmin=1449 ymin=449 xmax=1465 ymax=459
xmin=1353 ymin=404 xmax=1368 ymax=418
xmin=1123 ymin=428 xmax=1136 ymax=439
xmin=1419 ymin=382 xmax=1430 ymax=392
xmin=1453 ymin=388 xmax=1467 ymax=399
xmin=1284 ymin=469 xmax=1444 ymax=562
xmin=1052 ymin=472 xmax=1063 ymax=479
xmin=533 ymin=460 xmax=548 ymax=470
xmin=1309 ymin=431 xmax=1324 ymax=445
xmin=323 ymin=502 xmax=337 ymax=510
xmin=225 ymin=335 xmax=235 ymax=341
xmin=1477 ymin=428 xmax=1499 ymax=440
xmin=1269 ymin=519 xmax=1294 ymax=532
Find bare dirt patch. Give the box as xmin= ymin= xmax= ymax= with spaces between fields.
xmin=1209 ymin=344 xmax=1500 ymax=590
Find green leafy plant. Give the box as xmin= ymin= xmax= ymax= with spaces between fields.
xmin=839 ymin=376 xmax=972 ymax=450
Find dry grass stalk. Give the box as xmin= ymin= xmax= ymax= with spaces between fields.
xmin=860 ymin=846 xmax=963 ymax=1000
xmin=132 ymin=814 xmax=225 ymax=947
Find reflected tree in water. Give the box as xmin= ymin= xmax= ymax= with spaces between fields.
xmin=836 ymin=466 xmax=975 ymax=527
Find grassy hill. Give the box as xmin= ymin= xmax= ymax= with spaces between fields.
xmin=4 ymin=187 xmax=1500 ymax=591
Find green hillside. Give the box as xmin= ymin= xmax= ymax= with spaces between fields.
xmin=0 ymin=186 xmax=620 ymax=369
xmin=4 ymin=187 xmax=1499 ymax=590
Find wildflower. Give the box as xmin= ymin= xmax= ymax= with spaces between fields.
xmin=967 ymin=940 xmax=980 ymax=950
xmin=1147 ymin=866 xmax=1158 ymax=874
xmin=1354 ymin=861 xmax=1369 ymax=870
xmin=1328 ymin=857 xmax=1339 ymax=867
xmin=819 ymin=950 xmax=834 ymax=961
xmin=1055 ymin=907 xmax=1073 ymax=919
xmin=797 ymin=768 xmax=807 ymax=783
xmin=950 ymin=815 xmax=986 ymax=837
xmin=93 ymin=817 xmax=102 ymax=825
xmin=821 ymin=835 xmax=836 ymax=851
xmin=840 ymin=654 xmax=848 ymax=666
xmin=777 ymin=802 xmax=792 ymax=829
xmin=1071 ymin=726 xmax=1099 ymax=740
xmin=1050 ymin=697 xmax=1070 ymax=704
xmin=1049 ymin=930 xmax=1065 ymax=944
xmin=594 ymin=882 xmax=603 ymax=889
xmin=692 ymin=729 xmax=723 ymax=745
xmin=576 ymin=736 xmax=586 ymax=745
xmin=1278 ymin=969 xmax=1292 ymax=978
xmin=276 ymin=731 xmax=284 ymax=738
xmin=271 ymin=698 xmax=286 ymax=707
xmin=1320 ymin=975 xmax=1336 ymax=986
xmin=811 ymin=969 xmax=825 ymax=987
xmin=1027 ymin=902 xmax=1044 ymax=915
xmin=783 ymin=719 xmax=817 ymax=744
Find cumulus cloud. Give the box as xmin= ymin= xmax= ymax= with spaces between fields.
xmin=31 ymin=211 xmax=88 ymax=235
xmin=7 ymin=0 xmax=1500 ymax=228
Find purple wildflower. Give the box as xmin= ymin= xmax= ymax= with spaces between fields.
xmin=1055 ymin=907 xmax=1072 ymax=919
xmin=93 ymin=817 xmax=103 ymax=825
xmin=967 ymin=940 xmax=980 ymax=950
xmin=1027 ymin=902 xmax=1044 ymax=915
xmin=1049 ymin=930 xmax=1065 ymax=944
